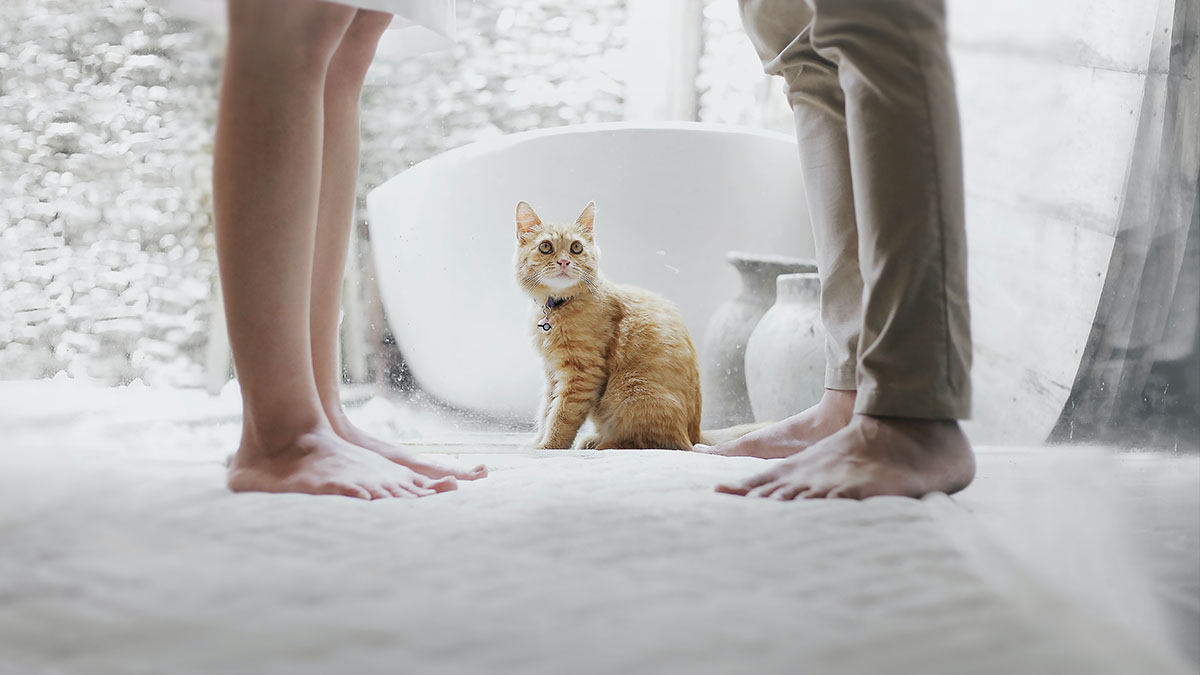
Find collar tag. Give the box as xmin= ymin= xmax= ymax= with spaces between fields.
xmin=537 ymin=296 xmax=567 ymax=332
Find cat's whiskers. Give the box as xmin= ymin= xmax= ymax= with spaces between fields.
xmin=553 ymin=267 xmax=597 ymax=298
xmin=576 ymin=269 xmax=600 ymax=298
xmin=521 ymin=269 xmax=550 ymax=292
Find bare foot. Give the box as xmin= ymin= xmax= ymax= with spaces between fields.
xmin=228 ymin=425 xmax=460 ymax=499
xmin=715 ymin=414 xmax=975 ymax=500
xmin=705 ymin=389 xmax=856 ymax=458
xmin=328 ymin=412 xmax=488 ymax=482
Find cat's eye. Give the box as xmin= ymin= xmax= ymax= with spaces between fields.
xmin=570 ymin=241 xmax=583 ymax=255
xmin=538 ymin=241 xmax=553 ymax=254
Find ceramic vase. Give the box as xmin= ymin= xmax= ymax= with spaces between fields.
xmin=744 ymin=272 xmax=826 ymax=423
xmin=700 ymin=253 xmax=817 ymax=427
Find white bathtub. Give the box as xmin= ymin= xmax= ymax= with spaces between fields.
xmin=366 ymin=122 xmax=814 ymax=420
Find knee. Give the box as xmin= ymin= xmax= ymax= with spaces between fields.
xmin=227 ymin=0 xmax=357 ymax=78
xmin=328 ymin=11 xmax=393 ymax=88
xmin=782 ymin=60 xmax=842 ymax=110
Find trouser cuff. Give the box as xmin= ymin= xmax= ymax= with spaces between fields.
xmin=825 ymin=365 xmax=857 ymax=391
xmin=854 ymin=383 xmax=971 ymax=420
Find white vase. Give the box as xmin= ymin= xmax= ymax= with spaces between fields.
xmin=700 ymin=253 xmax=817 ymax=427
xmin=745 ymin=272 xmax=826 ymax=423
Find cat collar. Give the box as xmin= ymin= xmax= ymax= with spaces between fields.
xmin=537 ymin=296 xmax=569 ymax=332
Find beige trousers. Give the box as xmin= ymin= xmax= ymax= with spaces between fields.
xmin=740 ymin=0 xmax=972 ymax=419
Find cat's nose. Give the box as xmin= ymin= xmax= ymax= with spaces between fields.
xmin=557 ymin=259 xmax=571 ymax=269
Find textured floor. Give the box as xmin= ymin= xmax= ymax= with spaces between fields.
xmin=0 ymin=382 xmax=1196 ymax=675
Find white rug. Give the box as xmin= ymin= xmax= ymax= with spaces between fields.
xmin=0 ymin=382 xmax=1193 ymax=675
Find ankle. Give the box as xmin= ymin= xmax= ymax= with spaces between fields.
xmin=322 ymin=406 xmax=358 ymax=438
xmin=239 ymin=412 xmax=331 ymax=458
xmin=818 ymin=389 xmax=857 ymax=422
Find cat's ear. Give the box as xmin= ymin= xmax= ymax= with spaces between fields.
xmin=516 ymin=201 xmax=541 ymax=242
xmin=576 ymin=201 xmax=596 ymax=235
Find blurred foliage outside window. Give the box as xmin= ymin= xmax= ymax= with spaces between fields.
xmin=0 ymin=0 xmax=777 ymax=389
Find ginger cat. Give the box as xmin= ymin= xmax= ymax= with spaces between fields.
xmin=513 ymin=200 xmax=759 ymax=450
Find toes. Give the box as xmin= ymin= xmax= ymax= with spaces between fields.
xmin=707 ymin=440 xmax=741 ymax=457
xmin=317 ymin=482 xmax=372 ymax=500
xmin=825 ymin=484 xmax=864 ymax=500
xmin=384 ymin=483 xmax=420 ymax=499
xmin=417 ymin=459 xmax=487 ymax=482
xmin=373 ymin=445 xmax=486 ymax=482
xmin=715 ymin=471 xmax=773 ymax=496
xmin=364 ymin=484 xmax=393 ymax=500
xmin=747 ymin=481 xmax=788 ymax=498
xmin=802 ymin=484 xmax=838 ymax=499
xmin=714 ymin=481 xmax=751 ymax=496
xmin=416 ymin=475 xmax=458 ymax=494
xmin=462 ymin=464 xmax=488 ymax=481
xmin=774 ymin=484 xmax=809 ymax=501
xmin=407 ymin=482 xmax=436 ymax=497
xmin=439 ymin=463 xmax=484 ymax=481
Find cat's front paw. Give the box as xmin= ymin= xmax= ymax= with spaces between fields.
xmin=577 ymin=432 xmax=602 ymax=450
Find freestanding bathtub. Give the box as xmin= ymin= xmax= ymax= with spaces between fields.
xmin=366 ymin=122 xmax=814 ymax=420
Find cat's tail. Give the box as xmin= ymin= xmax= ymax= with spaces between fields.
xmin=695 ymin=422 xmax=771 ymax=448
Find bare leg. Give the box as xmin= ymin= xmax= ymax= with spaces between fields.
xmin=308 ymin=10 xmax=485 ymax=481
xmin=217 ymin=0 xmax=455 ymax=498
xmin=706 ymin=389 xmax=855 ymax=458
